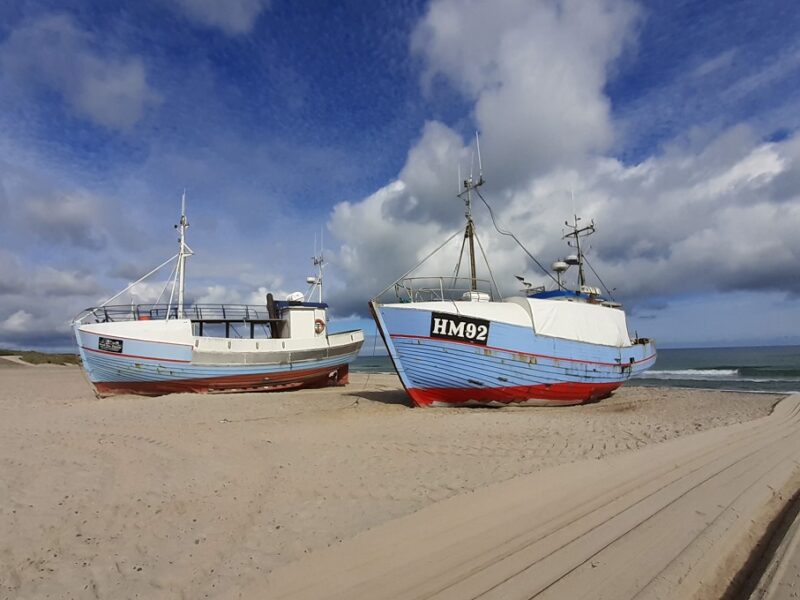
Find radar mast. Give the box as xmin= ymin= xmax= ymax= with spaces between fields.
xmin=457 ymin=132 xmax=485 ymax=292
xmin=562 ymin=214 xmax=595 ymax=289
xmin=174 ymin=190 xmax=194 ymax=318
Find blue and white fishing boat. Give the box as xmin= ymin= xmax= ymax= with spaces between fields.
xmin=73 ymin=195 xmax=364 ymax=396
xmin=370 ymin=151 xmax=656 ymax=407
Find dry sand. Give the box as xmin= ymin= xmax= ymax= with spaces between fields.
xmin=0 ymin=362 xmax=794 ymax=599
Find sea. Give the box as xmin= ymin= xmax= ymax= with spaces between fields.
xmin=351 ymin=346 xmax=800 ymax=394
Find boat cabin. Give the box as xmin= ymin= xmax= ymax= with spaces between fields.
xmin=78 ymin=293 xmax=328 ymax=341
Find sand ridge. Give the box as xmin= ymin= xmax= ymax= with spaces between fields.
xmin=0 ymin=366 xmax=784 ymax=598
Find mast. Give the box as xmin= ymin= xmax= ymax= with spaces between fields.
xmin=563 ymin=214 xmax=595 ymax=289
xmin=312 ymin=228 xmax=325 ymax=303
xmin=458 ymin=133 xmax=485 ymax=292
xmin=175 ymin=190 xmax=192 ymax=318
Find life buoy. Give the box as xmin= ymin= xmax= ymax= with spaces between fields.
xmin=314 ymin=319 xmax=326 ymax=334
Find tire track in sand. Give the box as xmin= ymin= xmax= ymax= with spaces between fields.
xmin=258 ymin=394 xmax=800 ymax=600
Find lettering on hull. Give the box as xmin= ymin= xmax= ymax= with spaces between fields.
xmin=429 ymin=312 xmax=490 ymax=345
xmin=98 ymin=337 xmax=123 ymax=353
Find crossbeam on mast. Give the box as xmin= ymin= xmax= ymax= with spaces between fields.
xmin=563 ymin=214 xmax=595 ymax=288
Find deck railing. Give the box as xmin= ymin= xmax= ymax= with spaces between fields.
xmin=376 ymin=276 xmax=497 ymax=304
xmin=74 ymin=303 xmax=279 ymax=324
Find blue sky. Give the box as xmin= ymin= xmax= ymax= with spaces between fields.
xmin=0 ymin=0 xmax=798 ymax=351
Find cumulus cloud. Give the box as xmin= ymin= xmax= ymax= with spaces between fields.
xmin=412 ymin=0 xmax=639 ymax=184
xmin=0 ymin=257 xmax=106 ymax=350
xmin=0 ymin=310 xmax=35 ymax=334
xmin=330 ymin=121 xmax=800 ymax=316
xmin=0 ymin=305 xmax=74 ymax=348
xmin=192 ymin=284 xmax=295 ymax=305
xmin=493 ymin=129 xmax=800 ymax=302
xmin=0 ymin=136 xmax=160 ymax=349
xmin=170 ymin=0 xmax=270 ymax=35
xmin=327 ymin=0 xmax=800 ymax=321
xmin=0 ymin=14 xmax=159 ymax=130
xmin=328 ymin=0 xmax=641 ymax=314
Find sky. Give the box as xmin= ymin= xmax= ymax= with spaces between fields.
xmin=0 ymin=0 xmax=799 ymax=352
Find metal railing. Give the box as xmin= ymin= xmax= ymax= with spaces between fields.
xmin=377 ymin=276 xmax=497 ymax=304
xmin=74 ymin=303 xmax=278 ymax=324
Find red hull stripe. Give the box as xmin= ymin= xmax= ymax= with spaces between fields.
xmin=390 ymin=333 xmax=656 ymax=368
xmin=82 ymin=346 xmax=191 ymax=364
xmin=93 ymin=364 xmax=349 ymax=396
xmin=407 ymin=381 xmax=622 ymax=407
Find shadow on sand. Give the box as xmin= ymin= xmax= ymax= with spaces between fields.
xmin=345 ymin=389 xmax=414 ymax=407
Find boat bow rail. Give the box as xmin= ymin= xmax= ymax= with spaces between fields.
xmin=74 ymin=303 xmax=279 ymax=325
xmin=372 ymin=276 xmax=497 ymax=305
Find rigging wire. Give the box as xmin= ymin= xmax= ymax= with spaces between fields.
xmin=372 ymin=227 xmax=464 ymax=300
xmin=74 ymin=253 xmax=181 ymax=324
xmin=452 ymin=231 xmax=467 ymax=284
xmin=474 ymin=189 xmax=560 ymax=286
xmin=582 ymin=254 xmax=616 ymax=300
xmin=166 ymin=253 xmax=180 ymax=318
xmin=153 ymin=258 xmax=179 ymax=307
xmin=473 ymin=228 xmax=503 ymax=300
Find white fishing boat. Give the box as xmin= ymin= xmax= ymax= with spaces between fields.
xmin=370 ymin=139 xmax=656 ymax=407
xmin=73 ymin=195 xmax=364 ymax=396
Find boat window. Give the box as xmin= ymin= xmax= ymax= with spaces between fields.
xmin=227 ymin=322 xmax=246 ymax=339
xmin=192 ymin=320 xmax=275 ymax=339
xmin=251 ymin=324 xmax=273 ymax=339
xmin=198 ymin=323 xmax=227 ymax=338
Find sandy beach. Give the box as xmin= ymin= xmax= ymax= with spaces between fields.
xmin=1 ymin=360 xmax=797 ymax=599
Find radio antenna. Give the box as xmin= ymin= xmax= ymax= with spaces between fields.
xmin=475 ymin=131 xmax=483 ymax=177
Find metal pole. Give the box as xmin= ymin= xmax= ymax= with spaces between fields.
xmin=467 ymin=218 xmax=477 ymax=292
xmin=574 ymin=218 xmax=585 ymax=288
xmin=177 ymin=190 xmax=188 ymax=318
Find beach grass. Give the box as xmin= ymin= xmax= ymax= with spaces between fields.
xmin=0 ymin=349 xmax=80 ymax=366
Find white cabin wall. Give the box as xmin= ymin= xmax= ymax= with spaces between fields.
xmin=80 ymin=319 xmax=194 ymax=344
xmin=283 ymin=308 xmax=316 ymax=339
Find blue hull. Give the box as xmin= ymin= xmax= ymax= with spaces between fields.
xmin=75 ymin=327 xmax=363 ymax=396
xmin=372 ymin=303 xmax=656 ymax=407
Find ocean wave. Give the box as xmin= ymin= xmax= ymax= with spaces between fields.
xmin=635 ymin=369 xmax=800 ymax=383
xmin=637 ymin=368 xmax=800 ymax=382
xmin=641 ymin=369 xmax=739 ymax=379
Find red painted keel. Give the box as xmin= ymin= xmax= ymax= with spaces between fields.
xmin=407 ymin=381 xmax=622 ymax=407
xmin=93 ymin=364 xmax=350 ymax=397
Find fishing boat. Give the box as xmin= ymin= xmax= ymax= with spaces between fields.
xmin=73 ymin=195 xmax=364 ymax=396
xmin=370 ymin=145 xmax=656 ymax=407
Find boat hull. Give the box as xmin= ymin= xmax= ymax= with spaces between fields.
xmin=74 ymin=322 xmax=363 ymax=397
xmin=92 ymin=363 xmax=351 ymax=396
xmin=371 ymin=301 xmax=656 ymax=407
xmin=408 ymin=381 xmax=623 ymax=407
